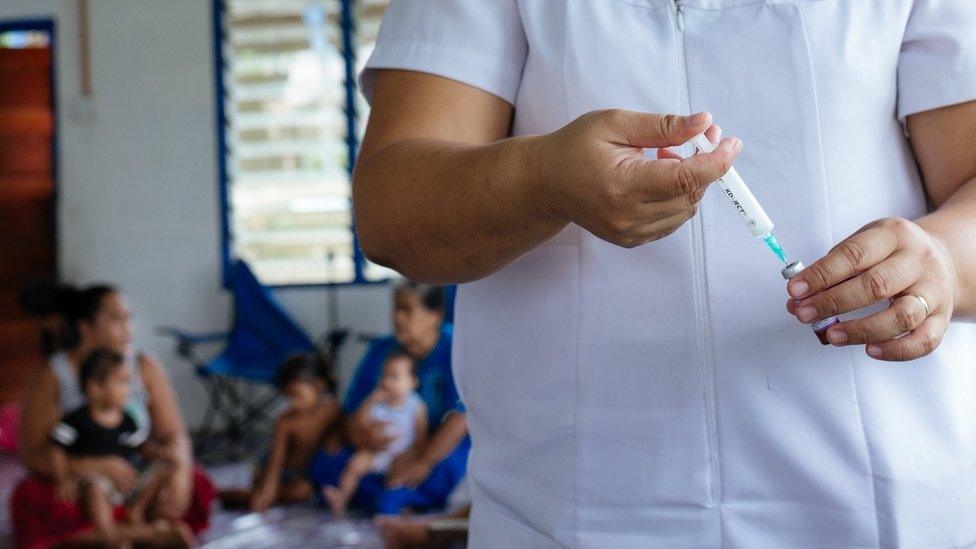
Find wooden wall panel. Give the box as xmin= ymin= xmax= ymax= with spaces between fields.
xmin=0 ymin=43 xmax=56 ymax=404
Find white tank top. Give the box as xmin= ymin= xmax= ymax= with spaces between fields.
xmin=369 ymin=392 xmax=422 ymax=472
xmin=49 ymin=351 xmax=151 ymax=430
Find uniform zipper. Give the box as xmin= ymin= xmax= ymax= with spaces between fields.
xmin=671 ymin=0 xmax=722 ymax=508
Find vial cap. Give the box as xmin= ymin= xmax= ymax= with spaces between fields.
xmin=781 ymin=260 xmax=805 ymax=280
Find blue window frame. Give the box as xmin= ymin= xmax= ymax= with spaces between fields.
xmin=213 ymin=0 xmax=394 ymax=287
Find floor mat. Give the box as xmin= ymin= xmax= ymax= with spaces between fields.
xmin=202 ymin=506 xmax=383 ymax=548
xmin=203 ymin=462 xmax=383 ymax=547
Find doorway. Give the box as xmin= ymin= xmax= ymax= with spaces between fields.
xmin=0 ymin=19 xmax=57 ymax=404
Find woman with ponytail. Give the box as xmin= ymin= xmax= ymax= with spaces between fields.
xmin=11 ymin=284 xmax=214 ymax=547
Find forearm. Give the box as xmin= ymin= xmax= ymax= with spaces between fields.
xmin=50 ymin=448 xmax=70 ymax=482
xmin=418 ymin=413 xmax=467 ymax=467
xmin=915 ymin=177 xmax=976 ymax=318
xmin=157 ymin=432 xmax=192 ymax=477
xmin=348 ymin=398 xmax=388 ymax=451
xmin=260 ymin=428 xmax=288 ymax=491
xmin=134 ymin=467 xmax=170 ymax=509
xmin=410 ymin=411 xmax=429 ymax=456
xmin=151 ymin=431 xmax=194 ymax=512
xmin=22 ymin=444 xmax=54 ymax=477
xmin=353 ymin=136 xmax=565 ymax=284
xmin=67 ymin=456 xmax=106 ymax=477
xmin=407 ymin=430 xmax=428 ymax=458
xmin=346 ymin=423 xmax=370 ymax=450
xmin=350 ymin=399 xmax=376 ymax=429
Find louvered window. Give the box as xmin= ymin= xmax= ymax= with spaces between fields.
xmin=216 ymin=0 xmax=395 ymax=285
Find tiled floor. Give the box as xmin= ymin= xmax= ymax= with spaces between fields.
xmin=0 ymin=453 xmax=385 ymax=548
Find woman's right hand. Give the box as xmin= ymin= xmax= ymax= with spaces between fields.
xmin=77 ymin=456 xmax=137 ymax=492
xmin=355 ymin=420 xmax=395 ymax=452
xmin=531 ymin=110 xmax=741 ymax=248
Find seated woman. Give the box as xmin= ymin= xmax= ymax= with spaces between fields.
xmin=13 ymin=284 xmax=215 ymax=547
xmin=310 ymin=281 xmax=469 ymax=516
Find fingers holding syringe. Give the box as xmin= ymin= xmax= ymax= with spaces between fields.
xmin=657 ymin=124 xmax=723 ymax=160
xmin=704 ymin=124 xmax=722 ymax=145
xmin=638 ymin=137 xmax=742 ymax=201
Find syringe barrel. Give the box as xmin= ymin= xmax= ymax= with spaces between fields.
xmin=690 ymin=133 xmax=774 ymax=238
xmin=715 ymin=167 xmax=774 ymax=238
xmin=691 ymin=133 xmax=773 ymax=238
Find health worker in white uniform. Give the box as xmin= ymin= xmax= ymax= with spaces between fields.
xmin=352 ymin=1 xmax=976 ymax=547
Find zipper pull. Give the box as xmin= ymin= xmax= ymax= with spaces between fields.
xmin=675 ymin=0 xmax=685 ymax=31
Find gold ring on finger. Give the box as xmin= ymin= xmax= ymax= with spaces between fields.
xmin=908 ymin=293 xmax=930 ymax=317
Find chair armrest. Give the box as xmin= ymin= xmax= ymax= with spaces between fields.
xmin=155 ymin=327 xmax=229 ymax=363
xmin=355 ymin=332 xmax=381 ymax=343
xmin=156 ymin=326 xmax=229 ymax=344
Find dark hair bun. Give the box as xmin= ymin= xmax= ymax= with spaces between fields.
xmin=19 ymin=281 xmax=117 ymax=352
xmin=18 ymin=277 xmax=76 ymax=317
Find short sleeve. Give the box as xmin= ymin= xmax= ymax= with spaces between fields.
xmin=120 ymin=414 xmax=149 ymax=448
xmin=441 ymin=363 xmax=465 ymax=417
xmin=50 ymin=421 xmax=77 ymax=448
xmin=358 ymin=0 xmax=528 ymax=105
xmin=897 ymin=0 xmax=976 ymax=119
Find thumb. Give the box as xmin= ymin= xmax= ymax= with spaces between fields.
xmin=609 ymin=110 xmax=712 ymax=149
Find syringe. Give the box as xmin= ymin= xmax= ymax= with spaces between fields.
xmin=687 ymin=134 xmax=836 ymax=345
xmin=689 ymin=134 xmax=787 ymax=263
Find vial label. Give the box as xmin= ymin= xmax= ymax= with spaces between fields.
xmin=811 ymin=317 xmax=839 ymax=332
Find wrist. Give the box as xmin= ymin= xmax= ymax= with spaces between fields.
xmin=514 ymin=134 xmax=563 ymax=224
xmin=915 ymin=217 xmax=964 ymax=315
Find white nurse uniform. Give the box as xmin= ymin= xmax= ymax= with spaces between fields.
xmin=360 ymin=1 xmax=976 ymax=546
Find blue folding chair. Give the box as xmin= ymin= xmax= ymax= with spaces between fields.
xmin=159 ymin=260 xmax=317 ymax=458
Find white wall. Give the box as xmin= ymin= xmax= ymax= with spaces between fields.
xmin=0 ymin=0 xmax=394 ymax=426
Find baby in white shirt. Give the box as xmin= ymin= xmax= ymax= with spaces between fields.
xmin=323 ymin=350 xmax=427 ymax=516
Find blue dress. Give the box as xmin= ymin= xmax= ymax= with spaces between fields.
xmin=309 ymin=325 xmax=469 ymax=514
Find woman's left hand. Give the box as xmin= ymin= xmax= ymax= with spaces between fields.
xmin=786 ymin=217 xmax=957 ymax=361
xmin=386 ymin=454 xmax=433 ymax=489
xmin=156 ymin=464 xmax=193 ymax=519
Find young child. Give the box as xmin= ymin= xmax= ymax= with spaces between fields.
xmin=49 ymin=348 xmax=190 ymax=546
xmin=323 ymin=350 xmax=428 ymax=517
xmin=218 ymin=353 xmax=339 ymax=512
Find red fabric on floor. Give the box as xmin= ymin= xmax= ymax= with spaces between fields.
xmin=10 ymin=467 xmax=214 ymax=548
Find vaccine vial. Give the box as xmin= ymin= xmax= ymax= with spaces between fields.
xmin=781 ymin=260 xmax=839 ymax=345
